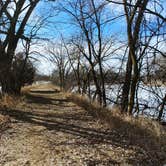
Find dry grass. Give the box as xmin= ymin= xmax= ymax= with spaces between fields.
xmin=0 ymin=83 xmax=165 ymax=164
xmin=0 ymin=83 xmax=59 ymax=109
xmin=0 ymin=94 xmax=22 ymax=109
xmin=66 ymin=93 xmax=166 ymax=163
xmin=21 ymin=83 xmax=60 ymax=94
xmin=0 ymin=94 xmax=21 ymax=132
xmin=0 ymin=96 xmax=12 ymax=133
xmin=21 ymin=84 xmax=40 ymax=94
xmin=0 ymin=114 xmax=10 ymax=131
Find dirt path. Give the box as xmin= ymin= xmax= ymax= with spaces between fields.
xmin=0 ymin=84 xmax=158 ymax=166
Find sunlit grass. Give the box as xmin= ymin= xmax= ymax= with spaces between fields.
xmin=66 ymin=93 xmax=166 ymax=158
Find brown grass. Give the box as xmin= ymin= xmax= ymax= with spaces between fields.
xmin=21 ymin=83 xmax=60 ymax=94
xmin=66 ymin=93 xmax=166 ymax=163
xmin=0 ymin=114 xmax=10 ymax=131
xmin=0 ymin=94 xmax=22 ymax=109
xmin=21 ymin=84 xmax=39 ymax=94
xmin=0 ymin=94 xmax=21 ymax=132
xmin=0 ymin=96 xmax=12 ymax=133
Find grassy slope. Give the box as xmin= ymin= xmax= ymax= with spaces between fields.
xmin=67 ymin=93 xmax=166 ymax=164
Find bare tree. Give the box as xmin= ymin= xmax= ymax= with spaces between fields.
xmin=62 ymin=39 xmax=82 ymax=93
xmin=47 ymin=41 xmax=71 ymax=91
xmin=59 ymin=0 xmax=116 ymax=106
xmin=106 ymin=0 xmax=166 ymax=115
xmin=0 ymin=0 xmax=40 ymax=94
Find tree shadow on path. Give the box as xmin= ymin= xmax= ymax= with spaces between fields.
xmin=0 ymin=90 xmax=165 ymax=165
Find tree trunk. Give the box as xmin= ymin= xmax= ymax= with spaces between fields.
xmin=1 ymin=74 xmax=21 ymax=95
xmin=98 ymin=60 xmax=106 ymax=107
xmin=158 ymin=94 xmax=166 ymax=121
xmin=91 ymin=65 xmax=102 ymax=105
xmin=59 ymin=70 xmax=63 ymax=91
xmin=0 ymin=54 xmax=21 ymax=95
xmin=121 ymin=54 xmax=132 ymax=112
xmin=128 ymin=63 xmax=139 ymax=114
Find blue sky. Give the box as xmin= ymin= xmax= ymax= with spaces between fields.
xmin=28 ymin=0 xmax=127 ymax=75
xmin=23 ymin=0 xmax=166 ymax=75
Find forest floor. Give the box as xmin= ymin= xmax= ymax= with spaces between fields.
xmin=0 ymin=83 xmax=165 ymax=166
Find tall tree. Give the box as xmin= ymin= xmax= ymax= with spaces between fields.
xmin=121 ymin=0 xmax=149 ymax=114
xmin=59 ymin=0 xmax=114 ymax=106
xmin=0 ymin=0 xmax=40 ymax=94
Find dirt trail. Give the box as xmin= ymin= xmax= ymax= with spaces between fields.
xmin=0 ymin=84 xmax=155 ymax=166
